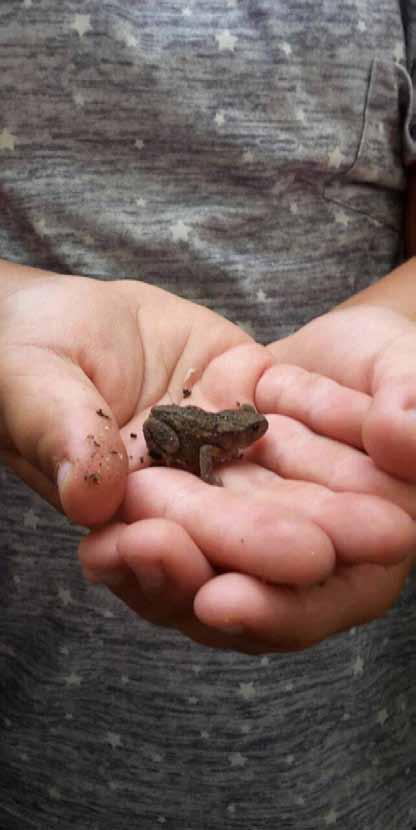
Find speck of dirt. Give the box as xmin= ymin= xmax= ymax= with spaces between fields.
xmin=84 ymin=472 xmax=101 ymax=485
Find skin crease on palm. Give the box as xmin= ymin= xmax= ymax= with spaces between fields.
xmin=1 ymin=260 xmax=416 ymax=653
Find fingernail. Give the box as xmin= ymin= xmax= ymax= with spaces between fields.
xmin=134 ymin=564 xmax=166 ymax=596
xmin=57 ymin=460 xmax=72 ymax=490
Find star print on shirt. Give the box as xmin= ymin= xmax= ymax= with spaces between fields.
xmin=352 ymin=655 xmax=364 ymax=676
xmin=58 ymin=587 xmax=73 ymax=607
xmin=171 ymin=220 xmax=191 ymax=242
xmin=106 ymin=732 xmax=122 ymax=749
xmin=280 ymin=41 xmax=292 ymax=56
xmin=0 ymin=128 xmax=16 ymax=151
xmin=64 ymin=672 xmax=82 ymax=687
xmin=73 ymin=90 xmax=85 ymax=108
xmin=228 ymin=752 xmax=247 ymax=767
xmin=238 ymin=681 xmax=256 ymax=701
xmin=324 ymin=808 xmax=337 ymax=826
xmin=215 ymin=30 xmax=238 ymax=52
xmin=334 ymin=209 xmax=351 ymax=227
xmin=377 ymin=708 xmax=388 ymax=726
xmin=70 ymin=14 xmax=92 ymax=38
xmin=328 ymin=146 xmax=347 ymax=168
xmin=23 ymin=508 xmax=39 ymax=530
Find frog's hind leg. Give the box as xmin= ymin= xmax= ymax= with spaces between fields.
xmin=199 ymin=445 xmax=225 ymax=486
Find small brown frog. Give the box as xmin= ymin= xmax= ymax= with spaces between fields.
xmin=143 ymin=403 xmax=268 ymax=485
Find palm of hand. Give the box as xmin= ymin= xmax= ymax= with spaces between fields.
xmin=80 ymin=293 xmax=416 ymax=653
xmin=2 ymin=272 xmax=414 ymax=651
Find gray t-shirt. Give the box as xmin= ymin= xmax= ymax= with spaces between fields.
xmin=1 ymin=2 xmax=415 ymax=828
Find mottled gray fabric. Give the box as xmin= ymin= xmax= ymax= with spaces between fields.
xmin=1 ymin=2 xmax=416 ymax=828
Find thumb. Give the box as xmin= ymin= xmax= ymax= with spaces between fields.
xmin=362 ymin=332 xmax=416 ymax=482
xmin=0 ymin=349 xmax=128 ymax=526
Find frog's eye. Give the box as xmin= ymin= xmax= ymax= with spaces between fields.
xmin=250 ymin=423 xmax=261 ymax=431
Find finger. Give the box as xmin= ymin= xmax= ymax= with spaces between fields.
xmin=194 ymin=558 xmax=412 ymax=651
xmin=79 ymin=518 xmax=214 ymax=626
xmin=256 ymin=363 xmax=370 ymax=449
xmin=120 ymin=468 xmax=336 ymax=586
xmin=363 ymin=333 xmax=416 ymax=481
xmin=0 ymin=348 xmax=128 ymax=526
xmin=226 ymin=464 xmax=416 ymax=566
xmin=250 ymin=414 xmax=416 ymax=517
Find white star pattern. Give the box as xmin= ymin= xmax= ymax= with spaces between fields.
xmin=0 ymin=128 xmax=16 ymax=151
xmin=239 ymin=681 xmax=256 ymax=701
xmin=334 ymin=210 xmax=350 ymax=227
xmin=136 ymin=197 xmax=147 ymax=208
xmin=215 ymin=30 xmax=238 ymax=52
xmin=182 ymin=6 xmax=192 ymax=17
xmin=106 ymin=732 xmax=122 ymax=749
xmin=73 ymin=90 xmax=85 ymax=108
xmin=328 ymin=146 xmax=346 ymax=168
xmin=357 ymin=19 xmax=366 ymax=33
xmin=58 ymin=587 xmax=73 ymax=607
xmin=229 ymin=752 xmax=247 ymax=767
xmin=171 ymin=220 xmax=191 ymax=242
xmin=23 ymin=509 xmax=39 ymax=530
xmin=393 ymin=42 xmax=404 ymax=63
xmin=352 ymin=655 xmax=364 ymax=676
xmin=377 ymin=708 xmax=388 ymax=726
xmin=114 ymin=21 xmax=139 ymax=49
xmin=280 ymin=41 xmax=292 ymax=56
xmin=65 ymin=672 xmax=82 ymax=687
xmin=256 ymin=288 xmax=266 ymax=302
xmin=215 ymin=110 xmax=225 ymax=127
xmin=242 ymin=149 xmax=255 ymax=163
xmin=70 ymin=14 xmax=92 ymax=38
xmin=135 ymin=138 xmax=145 ymax=150
xmin=324 ymin=808 xmax=337 ymax=826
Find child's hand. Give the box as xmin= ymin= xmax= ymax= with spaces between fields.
xmin=0 ymin=263 xmax=252 ymax=525
xmin=78 ymin=335 xmax=416 ymax=652
xmin=265 ymin=303 xmax=416 ymax=483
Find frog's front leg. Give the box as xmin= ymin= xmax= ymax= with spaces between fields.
xmin=199 ymin=445 xmax=227 ymax=486
xmin=143 ymin=418 xmax=180 ymax=464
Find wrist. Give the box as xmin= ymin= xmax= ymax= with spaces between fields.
xmin=335 ymin=257 xmax=416 ymax=322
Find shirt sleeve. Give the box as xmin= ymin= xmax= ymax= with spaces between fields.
xmin=399 ymin=0 xmax=416 ymax=165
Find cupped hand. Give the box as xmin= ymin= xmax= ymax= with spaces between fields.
xmin=79 ymin=323 xmax=416 ymax=652
xmin=0 ymin=262 xmax=250 ymax=525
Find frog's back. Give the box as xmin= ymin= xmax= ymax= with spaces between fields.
xmin=152 ymin=404 xmax=218 ymax=445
